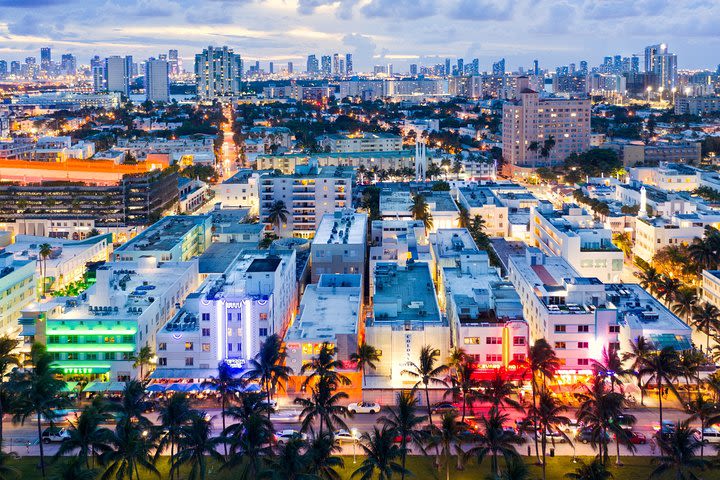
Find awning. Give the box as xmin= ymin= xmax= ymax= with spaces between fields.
xmin=108 ymin=382 xmax=127 ymax=392
xmin=62 ymin=381 xmax=79 ymax=392
xmin=83 ymin=381 xmax=110 ymax=393
xmin=149 ymin=368 xmax=217 ymax=380
xmin=649 ymin=334 xmax=692 ymax=351
xmin=146 ymin=384 xmax=167 ymax=393
xmin=243 ymin=383 xmax=262 ymax=393
xmin=166 ymin=384 xmax=189 ymax=392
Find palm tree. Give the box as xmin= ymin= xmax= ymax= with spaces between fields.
xmin=638 ymin=346 xmax=682 ymax=427
xmin=378 ymin=391 xmax=425 ymax=480
xmin=531 ymin=389 xmax=571 ymax=480
xmin=657 ymin=276 xmax=681 ymax=305
xmin=170 ymin=414 xmax=224 ymax=480
xmin=224 ymin=390 xmax=271 ymax=427
xmin=688 ymin=237 xmax=715 ymax=271
xmin=678 ymin=348 xmax=704 ymax=390
xmin=445 ymin=359 xmax=481 ymax=423
xmin=261 ymin=436 xmax=312 ymax=480
xmin=524 ymin=338 xmax=560 ymax=464
xmin=39 ymin=243 xmax=52 ymax=296
xmin=480 ymin=370 xmax=524 ymax=412
xmin=202 ymin=361 xmax=244 ymax=457
xmin=10 ymin=344 xmax=69 ymax=478
xmin=266 ymin=200 xmax=290 ymax=235
xmin=100 ymin=419 xmax=159 ymax=480
xmin=621 ymin=336 xmax=654 ymax=406
xmin=410 ymin=194 xmax=433 ymax=231
xmin=300 ymin=342 xmax=349 ymax=389
xmin=612 ymin=232 xmax=633 ymax=259
xmin=130 ymin=345 xmax=153 ymax=381
xmin=637 ymin=266 xmax=662 ymax=295
xmin=352 ymin=426 xmax=408 ymax=480
xmin=685 ymin=392 xmax=717 ymax=460
xmin=495 ymin=457 xmax=531 ymax=480
xmin=650 ymin=419 xmax=711 ymax=480
xmin=244 ymin=334 xmax=293 ymax=420
xmin=350 ymin=343 xmax=380 ymax=388
xmin=401 ymin=345 xmax=448 ymax=427
xmin=156 ymin=393 xmax=194 ymax=480
xmin=472 ymin=407 xmax=521 ymax=478
xmin=691 ymin=302 xmax=720 ymax=354
xmin=295 ymin=375 xmax=350 ymax=436
xmin=457 ymin=205 xmax=470 ymax=228
xmin=55 ymin=404 xmax=113 ymax=468
xmin=223 ymin=413 xmax=273 ymax=480
xmin=306 ymin=431 xmax=344 ymax=480
xmin=591 ymin=346 xmax=628 ymax=393
xmin=117 ymin=380 xmax=151 ymax=426
xmin=671 ymin=289 xmax=697 ymax=323
xmin=0 ymin=451 xmax=19 ymax=480
xmin=0 ymin=336 xmax=19 ymax=447
xmin=50 ymin=460 xmax=96 ymax=480
xmin=539 ymin=135 xmax=556 ymax=160
xmin=427 ymin=412 xmax=464 ymax=480
xmin=564 ymin=457 xmax=613 ymax=480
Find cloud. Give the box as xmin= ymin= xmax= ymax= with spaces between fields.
xmin=296 ymin=0 xmax=357 ymax=19
xmin=532 ymin=1 xmax=577 ymax=34
xmin=0 ymin=0 xmax=67 ymax=6
xmin=360 ymin=0 xmax=437 ymax=20
xmin=342 ymin=33 xmax=376 ymax=67
xmin=449 ymin=0 xmax=513 ymax=21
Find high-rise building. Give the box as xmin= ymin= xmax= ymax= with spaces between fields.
xmin=40 ymin=47 xmax=51 ymax=71
xmin=345 ymin=53 xmax=353 ymax=75
xmin=194 ymin=46 xmax=243 ymax=100
xmin=104 ymin=56 xmax=131 ymax=95
xmin=631 ymin=55 xmax=640 ymax=74
xmin=613 ymin=55 xmax=622 ymax=72
xmin=321 ymin=55 xmax=331 ymax=75
xmin=10 ymin=61 xmax=20 ymax=76
xmin=269 ymin=62 xmax=274 ymax=74
xmin=653 ymin=44 xmax=677 ymax=90
xmin=306 ymin=54 xmax=319 ymax=73
xmin=145 ymin=58 xmax=169 ymax=102
xmin=168 ymin=49 xmax=179 ymax=76
xmin=332 ymin=53 xmax=339 ymax=75
xmin=91 ymin=56 xmax=104 ymax=93
xmin=60 ymin=54 xmax=76 ymax=75
xmin=444 ymin=58 xmax=451 ymax=76
xmin=457 ymin=58 xmax=464 ymax=76
xmin=533 ymin=59 xmax=539 ymax=76
xmin=287 ymin=62 xmax=293 ymax=74
xmin=645 ymin=44 xmax=661 ymax=73
xmin=0 ymin=61 xmax=7 ymax=78
xmin=579 ymin=60 xmax=588 ymax=75
xmin=469 ymin=58 xmax=479 ymax=75
xmin=492 ymin=58 xmax=505 ymax=75
xmin=409 ymin=64 xmax=418 ymax=76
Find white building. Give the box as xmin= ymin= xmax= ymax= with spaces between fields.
xmin=194 ymin=46 xmax=243 ymax=101
xmin=634 ymin=214 xmax=720 ymax=263
xmin=629 ymin=163 xmax=700 ymax=192
xmin=317 ymin=132 xmax=402 ymax=153
xmin=0 ymin=252 xmax=35 ymax=338
xmin=113 ymin=215 xmax=212 ymax=263
xmin=311 ymin=211 xmax=367 ymax=283
xmin=105 ymin=56 xmax=131 ymax=96
xmin=145 ymin=59 xmax=169 ymax=103
xmin=369 ymin=219 xmax=432 ymax=293
xmin=212 ymin=170 xmax=261 ymax=215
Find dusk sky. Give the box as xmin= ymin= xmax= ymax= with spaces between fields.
xmin=0 ymin=0 xmax=718 ymax=71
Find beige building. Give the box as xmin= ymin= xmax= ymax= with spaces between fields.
xmin=310 ymin=211 xmax=367 ymax=283
xmin=317 ymin=132 xmax=402 ymax=153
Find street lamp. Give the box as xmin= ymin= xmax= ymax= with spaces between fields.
xmin=646 ymin=86 xmax=652 ymax=103
xmin=671 ymin=87 xmax=677 ymax=105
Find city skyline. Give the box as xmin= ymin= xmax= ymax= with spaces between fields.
xmin=0 ymin=0 xmax=718 ymax=71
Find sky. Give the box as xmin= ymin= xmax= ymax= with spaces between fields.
xmin=0 ymin=0 xmax=718 ymax=72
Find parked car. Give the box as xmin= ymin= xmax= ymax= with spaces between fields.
xmin=575 ymin=427 xmax=611 ymax=445
xmin=333 ymin=429 xmax=360 ymax=444
xmin=622 ymin=431 xmax=647 ymax=445
xmin=654 ymin=420 xmax=675 ymax=440
xmin=259 ymin=399 xmax=278 ymax=412
xmin=274 ymin=429 xmax=307 ymax=445
xmin=347 ymin=402 xmax=381 ymax=414
xmin=613 ymin=414 xmax=635 ymax=431
xmin=503 ymin=426 xmax=525 ymax=443
xmin=535 ymin=430 xmax=568 ymax=443
xmin=270 ymin=410 xmax=301 ymax=423
xmin=392 ymin=434 xmax=412 ymax=444
xmin=42 ymin=427 xmax=70 ymax=444
xmin=694 ymin=427 xmax=720 ymax=444
xmin=560 ymin=419 xmax=582 ymax=434
xmin=430 ymin=403 xmax=456 ymax=414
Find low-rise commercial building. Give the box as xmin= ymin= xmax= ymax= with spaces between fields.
xmin=256 ymin=151 xmax=417 ymax=174
xmin=317 ymin=132 xmax=402 ymax=153
xmin=310 ymin=211 xmax=367 ymax=283
xmin=0 ymin=252 xmax=35 ymax=338
xmin=113 ymin=215 xmax=212 ymax=262
xmin=369 ymin=219 xmax=432 ymax=293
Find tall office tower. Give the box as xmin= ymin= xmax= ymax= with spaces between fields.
xmin=444 ymin=58 xmax=451 ymax=76
xmin=194 ymin=46 xmax=243 ymax=100
xmin=321 ymin=55 xmax=331 ymax=75
xmin=269 ymin=62 xmax=274 ymax=74
xmin=631 ymin=55 xmax=640 ymax=74
xmin=569 ymin=63 xmax=576 ymax=75
xmin=345 ymin=53 xmax=353 ymax=75
xmin=40 ymin=47 xmax=51 ymax=71
xmin=145 ymin=58 xmax=170 ymax=102
xmin=60 ymin=54 xmax=76 ymax=75
xmin=307 ymin=55 xmax=319 ymax=73
xmin=409 ymin=64 xmax=418 ymax=76
xmin=10 ymin=61 xmax=20 ymax=76
xmin=126 ymin=55 xmax=135 ymax=78
xmin=492 ymin=58 xmax=505 ymax=75
xmin=533 ymin=59 xmax=539 ymax=75
xmin=613 ymin=55 xmax=622 ymax=72
xmin=158 ymin=54 xmax=168 ymax=61
xmin=91 ymin=56 xmax=104 ymax=92
xmin=387 ymin=63 xmax=393 ymax=76
xmin=645 ymin=44 xmax=661 ymax=73
xmin=287 ymin=62 xmax=293 ymax=74
xmin=470 ymin=58 xmax=479 ymax=75
xmin=338 ymin=59 xmax=344 ymax=76
xmin=332 ymin=53 xmax=339 ymax=75
xmin=104 ymin=56 xmax=131 ymax=95
xmin=653 ymin=44 xmax=677 ymax=90
xmin=0 ymin=61 xmax=6 ymax=78
xmin=168 ymin=49 xmax=179 ymax=75
xmin=579 ymin=60 xmax=588 ymax=75
xmin=457 ymin=58 xmax=464 ymax=76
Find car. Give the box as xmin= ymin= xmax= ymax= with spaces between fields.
xmin=347 ymin=401 xmax=381 ymax=414
xmin=259 ymin=399 xmax=278 ymax=412
xmin=575 ymin=427 xmax=611 ymax=445
xmin=535 ymin=430 xmax=568 ymax=443
xmin=41 ymin=427 xmax=70 ymax=444
xmin=560 ymin=419 xmax=582 ymax=434
xmin=613 ymin=414 xmax=635 ymax=431
xmin=270 ymin=410 xmax=301 ymax=423
xmin=392 ymin=434 xmax=412 ymax=444
xmin=623 ymin=431 xmax=647 ymax=445
xmin=503 ymin=426 xmax=525 ymax=443
xmin=430 ymin=403 xmax=456 ymax=414
xmin=274 ymin=429 xmax=308 ymax=445
xmin=515 ymin=418 xmax=539 ymax=433
xmin=694 ymin=427 xmax=720 ymax=444
xmin=654 ymin=420 xmax=676 ymax=440
xmin=333 ymin=429 xmax=360 ymax=444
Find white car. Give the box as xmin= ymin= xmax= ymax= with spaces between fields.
xmin=347 ymin=401 xmax=380 ymax=414
xmin=333 ymin=429 xmax=360 ymax=444
xmin=42 ymin=427 xmax=70 ymax=444
xmin=695 ymin=427 xmax=720 ymax=444
xmin=270 ymin=410 xmax=301 ymax=423
xmin=275 ymin=429 xmax=308 ymax=445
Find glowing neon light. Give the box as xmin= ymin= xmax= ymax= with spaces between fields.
xmin=47 ymin=327 xmax=138 ymax=335
xmin=47 ymin=344 xmax=135 ymax=353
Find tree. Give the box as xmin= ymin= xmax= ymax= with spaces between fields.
xmin=531 ymin=389 xmax=571 ymax=480
xmin=495 ymin=457 xmax=531 ymax=480
xmin=539 ymin=135 xmax=556 ymax=160
xmin=445 ymin=359 xmax=481 ymax=423
xmin=472 ymin=407 xmax=521 ymax=478
xmin=672 ymin=289 xmax=697 ymax=323
xmin=300 ymin=342 xmax=349 ymax=390
xmin=401 ymin=345 xmax=448 ymax=427
xmin=524 ymin=338 xmax=560 ymax=464
xmin=612 ymin=232 xmax=632 ymax=259
xmin=99 ymin=419 xmax=159 ymax=480
xmin=55 ymin=404 xmax=113 ymax=468
xmin=410 ymin=194 xmax=434 ymax=231
xmin=50 ymin=460 xmax=96 ymax=480
xmin=130 ymin=345 xmax=153 ymax=381
xmin=305 ymin=431 xmax=345 ymax=480
xmin=117 ymin=380 xmax=151 ymax=426
xmin=266 ymin=201 xmax=290 ymax=235
xmin=591 ymin=346 xmax=628 ymax=394
xmin=685 ymin=392 xmax=717 ymax=460
xmin=223 ymin=413 xmax=273 ymax=479
xmin=39 ymin=242 xmax=52 ymax=297
xmin=688 ymin=238 xmax=716 ymax=271
xmin=0 ymin=451 xmax=19 ymax=480
xmin=350 ymin=343 xmax=381 ymax=388
xmin=426 ymin=412 xmax=464 ymax=480
xmin=564 ymin=457 xmax=614 ymax=480
xmin=637 ymin=266 xmax=662 ymax=295
xmin=170 ymin=414 xmax=224 ymax=480
xmin=295 ymin=375 xmax=350 ymax=436
xmin=352 ymin=426 xmax=408 ymax=480
xmin=244 ymin=334 xmax=293 ymax=420
xmin=378 ymin=391 xmax=426 ymax=480
xmin=202 ymin=361 xmax=244 ymax=457
xmin=621 ymin=336 xmax=654 ymax=406
xmin=480 ymin=370 xmax=524 ymax=412
xmin=650 ymin=419 xmax=711 ymax=480
xmin=10 ymin=344 xmax=69 ymax=478
xmin=260 ymin=436 xmax=311 ymax=480
xmin=691 ymin=302 xmax=720 ymax=354
xmin=638 ymin=346 xmax=682 ymax=428
xmin=156 ymin=393 xmax=194 ymax=480
xmin=0 ymin=336 xmax=19 ymax=448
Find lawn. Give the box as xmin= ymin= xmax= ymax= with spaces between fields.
xmin=9 ymin=455 xmax=720 ymax=479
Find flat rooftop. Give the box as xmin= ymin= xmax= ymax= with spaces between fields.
xmin=247 ymin=257 xmax=282 ymax=273
xmin=312 ymin=211 xmax=367 ymax=246
xmin=323 ymin=132 xmax=400 ymax=140
xmin=115 ymin=216 xmax=209 ymax=253
xmin=432 ymin=229 xmax=479 ymax=258
xmin=371 ymin=262 xmax=441 ymax=325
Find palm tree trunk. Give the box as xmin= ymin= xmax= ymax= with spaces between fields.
xmin=37 ymin=412 xmax=46 ymax=478
xmin=400 ymin=439 xmax=407 ymax=480
xmin=265 ymin=381 xmax=272 ymax=421
xmin=532 ymin=381 xmax=540 ymax=464
xmin=221 ymin=395 xmax=227 ymax=457
xmin=362 ymin=364 xmax=366 ymax=388
xmin=425 ymin=385 xmax=433 ymax=427
xmin=169 ymin=437 xmax=175 ymax=480
xmin=0 ymin=391 xmax=4 ymax=449
xmin=541 ymin=432 xmax=547 ymax=480
xmin=615 ymin=431 xmax=622 ymax=465
xmin=638 ymin=376 xmax=645 ymax=406
xmin=658 ymin=377 xmax=663 ymax=427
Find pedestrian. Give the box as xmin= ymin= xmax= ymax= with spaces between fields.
xmin=649 ymin=438 xmax=657 ymax=455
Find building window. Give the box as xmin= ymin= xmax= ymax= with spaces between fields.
xmin=463 ymin=337 xmax=481 ymax=345
xmin=259 ymin=313 xmax=268 ymax=321
xmin=486 ymin=337 xmax=502 ymax=345
xmin=578 ymin=358 xmax=590 ymax=366
xmin=554 ymin=325 xmax=566 ymax=333
xmin=513 ymin=336 xmax=526 ymax=346
xmin=158 ymin=343 xmax=166 ymax=351
xmin=486 ymin=354 xmax=502 ymax=362
xmin=185 ymin=357 xmax=194 ymax=366
xmin=202 ymin=328 xmax=210 ymax=337
xmin=259 ymin=328 xmax=268 ymax=337
xmin=578 ymin=342 xmax=589 ymax=349
xmin=227 ymin=343 xmax=232 ymax=352
xmin=104 ymin=352 xmax=116 ymax=361
xmin=609 ymin=325 xmax=620 ymax=333
xmin=578 ymin=325 xmax=589 ymax=333
xmin=158 ymin=357 xmax=167 ymax=366
xmin=185 ymin=342 xmax=194 ymax=351
xmin=554 ymin=342 xmax=566 ymax=349
xmin=610 ymin=342 xmax=620 ymax=351
xmin=227 ymin=313 xmax=232 ymax=322
xmin=202 ymin=343 xmax=211 ymax=352
xmin=201 ymin=313 xmax=210 ymax=321
xmin=512 ymin=353 xmax=525 ymax=362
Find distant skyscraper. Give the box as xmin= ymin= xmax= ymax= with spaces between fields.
xmin=533 ymin=59 xmax=539 ymax=76
xmin=645 ymin=44 xmax=661 ymax=73
xmin=287 ymin=62 xmax=293 ymax=74
xmin=168 ymin=49 xmax=179 ymax=76
xmin=321 ymin=55 xmax=331 ymax=75
xmin=269 ymin=62 xmax=274 ymax=74
xmin=332 ymin=53 xmax=339 ymax=75
xmin=158 ymin=54 xmax=167 ymax=61
xmin=409 ymin=64 xmax=418 ymax=76
xmin=579 ymin=60 xmax=588 ymax=75
xmin=10 ymin=61 xmax=20 ymax=76
xmin=470 ymin=58 xmax=479 ymax=75
xmin=457 ymin=58 xmax=464 ymax=76
xmin=613 ymin=55 xmax=622 ymax=72
xmin=345 ymin=53 xmax=353 ymax=75
xmin=492 ymin=58 xmax=505 ymax=75
xmin=60 ymin=54 xmax=76 ymax=75
xmin=631 ymin=55 xmax=640 ymax=74
xmin=40 ymin=47 xmax=51 ymax=71
xmin=654 ymin=44 xmax=677 ymax=90
xmin=338 ymin=59 xmax=345 ymax=76
xmin=145 ymin=58 xmax=169 ymax=102
xmin=387 ymin=63 xmax=393 ymax=76
xmin=194 ymin=46 xmax=243 ymax=100
xmin=0 ymin=61 xmax=6 ymax=78
xmin=569 ymin=63 xmax=576 ymax=74
xmin=307 ymin=55 xmax=319 ymax=73
xmin=104 ymin=56 xmax=131 ymax=95
xmin=444 ymin=58 xmax=451 ymax=76
xmin=91 ymin=56 xmax=104 ymax=92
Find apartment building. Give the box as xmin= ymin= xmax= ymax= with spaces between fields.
xmin=212 ymin=169 xmax=261 ymax=215
xmin=311 ymin=211 xmax=367 ymax=283
xmin=630 ymin=162 xmax=700 ymax=191
xmin=0 ymin=252 xmax=35 ymax=338
xmin=369 ymin=219 xmax=432 ymax=293
xmin=256 ymin=151 xmax=417 ymax=175
xmin=259 ymin=165 xmax=354 ymax=238
xmin=634 ymin=214 xmax=719 ymax=263
xmin=114 ymin=215 xmax=212 ymax=262
xmin=502 ymin=80 xmax=591 ymax=177
xmin=530 ymin=202 xmax=624 ymax=282
xmin=317 ymin=132 xmax=402 ymax=153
